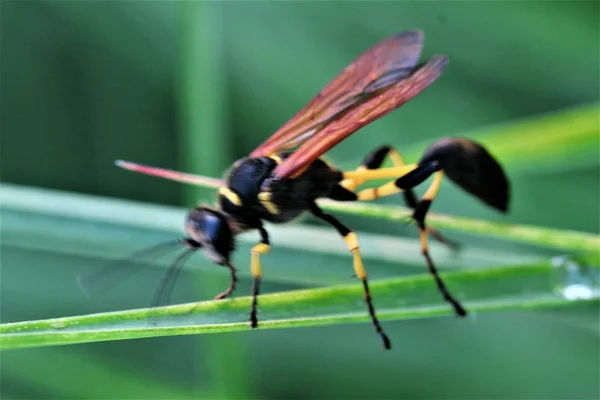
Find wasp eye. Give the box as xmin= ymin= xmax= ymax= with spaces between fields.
xmin=185 ymin=207 xmax=234 ymax=264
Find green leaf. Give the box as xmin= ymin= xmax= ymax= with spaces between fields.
xmin=2 ymin=256 xmax=599 ymax=350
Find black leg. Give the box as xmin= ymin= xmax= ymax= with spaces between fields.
xmin=363 ymin=146 xmax=459 ymax=249
xmin=214 ymin=261 xmax=238 ymax=300
xmin=249 ymin=224 xmax=270 ymax=328
xmin=310 ymin=202 xmax=391 ymax=350
xmin=250 ymin=277 xmax=261 ymax=328
xmin=337 ymin=146 xmax=466 ymax=317
xmin=411 ymin=173 xmax=467 ymax=317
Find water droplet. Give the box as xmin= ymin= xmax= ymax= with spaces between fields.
xmin=552 ymin=256 xmax=600 ymax=301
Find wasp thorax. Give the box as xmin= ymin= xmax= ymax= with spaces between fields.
xmin=185 ymin=207 xmax=234 ymax=265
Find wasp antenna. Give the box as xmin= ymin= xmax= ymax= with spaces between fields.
xmin=78 ymin=239 xmax=184 ymax=299
xmin=114 ymin=160 xmax=150 ymax=173
xmin=151 ymin=248 xmax=196 ymax=309
xmin=114 ymin=159 xmax=225 ymax=187
xmin=77 ymin=274 xmax=92 ymax=300
xmin=115 ymin=159 xmax=142 ymax=171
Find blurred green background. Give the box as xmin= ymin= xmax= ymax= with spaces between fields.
xmin=1 ymin=1 xmax=599 ymax=399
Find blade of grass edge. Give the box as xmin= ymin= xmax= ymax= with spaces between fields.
xmin=1 ymin=184 xmax=597 ymax=254
xmin=317 ymin=200 xmax=599 ymax=253
xmin=2 ymin=255 xmax=598 ymax=350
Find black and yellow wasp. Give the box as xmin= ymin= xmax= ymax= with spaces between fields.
xmin=110 ymin=30 xmax=509 ymax=350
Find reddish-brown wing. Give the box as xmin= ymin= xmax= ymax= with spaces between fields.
xmin=249 ymin=30 xmax=425 ymax=158
xmin=272 ymin=55 xmax=449 ymax=180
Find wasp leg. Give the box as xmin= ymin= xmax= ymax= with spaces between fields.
xmin=403 ymin=189 xmax=459 ymax=249
xmin=342 ymin=145 xmax=458 ymax=248
xmin=334 ymin=160 xmax=467 ymax=317
xmin=342 ymin=164 xmax=418 ymax=184
xmin=214 ymin=262 xmax=238 ymax=300
xmin=340 ymin=145 xmax=406 ymax=191
xmin=333 ymin=163 xmax=430 ymax=202
xmin=249 ymin=224 xmax=270 ymax=328
xmin=410 ymin=171 xmax=467 ymax=317
xmin=309 ymin=202 xmax=391 ymax=350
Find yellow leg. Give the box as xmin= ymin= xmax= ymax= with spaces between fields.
xmin=356 ymin=180 xmax=402 ymax=201
xmin=340 ymin=166 xmax=367 ymax=191
xmin=309 ymin=202 xmax=390 ymax=349
xmin=343 ymin=231 xmax=391 ymax=349
xmin=337 ymin=149 xmax=463 ymax=317
xmin=341 ymin=147 xmax=407 ymax=192
xmin=339 ymin=145 xmax=417 ymax=201
xmin=342 ymin=164 xmax=417 ymax=182
xmin=251 ymin=243 xmax=270 ymax=278
xmin=249 ymin=242 xmax=270 ymax=328
xmin=340 ymin=165 xmax=419 ymax=203
xmin=343 ymin=232 xmax=367 ymax=280
xmin=412 ymin=170 xmax=443 ymax=228
xmin=338 ymin=147 xmax=458 ymax=248
xmin=388 ymin=148 xmax=405 ymax=167
xmin=348 ymin=147 xmax=458 ymax=247
xmin=424 ymin=171 xmax=443 ymax=200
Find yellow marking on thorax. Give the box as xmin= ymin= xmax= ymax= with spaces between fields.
xmin=268 ymin=154 xmax=283 ymax=164
xmin=258 ymin=192 xmax=280 ymax=215
xmin=219 ymin=187 xmax=242 ymax=206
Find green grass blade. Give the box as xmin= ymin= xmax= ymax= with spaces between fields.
xmin=318 ymin=200 xmax=600 ymax=253
xmin=2 ymin=255 xmax=598 ymax=350
xmin=0 ymin=183 xmax=578 ymax=286
xmin=3 ymin=181 xmax=596 ymax=256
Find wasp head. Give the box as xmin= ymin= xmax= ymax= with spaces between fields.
xmin=184 ymin=207 xmax=234 ymax=265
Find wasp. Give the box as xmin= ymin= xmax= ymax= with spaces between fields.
xmin=113 ymin=30 xmax=510 ymax=350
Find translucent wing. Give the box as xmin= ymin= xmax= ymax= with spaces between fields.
xmin=115 ymin=160 xmax=224 ymax=189
xmin=249 ymin=30 xmax=425 ymax=158
xmin=272 ymin=55 xmax=449 ymax=179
